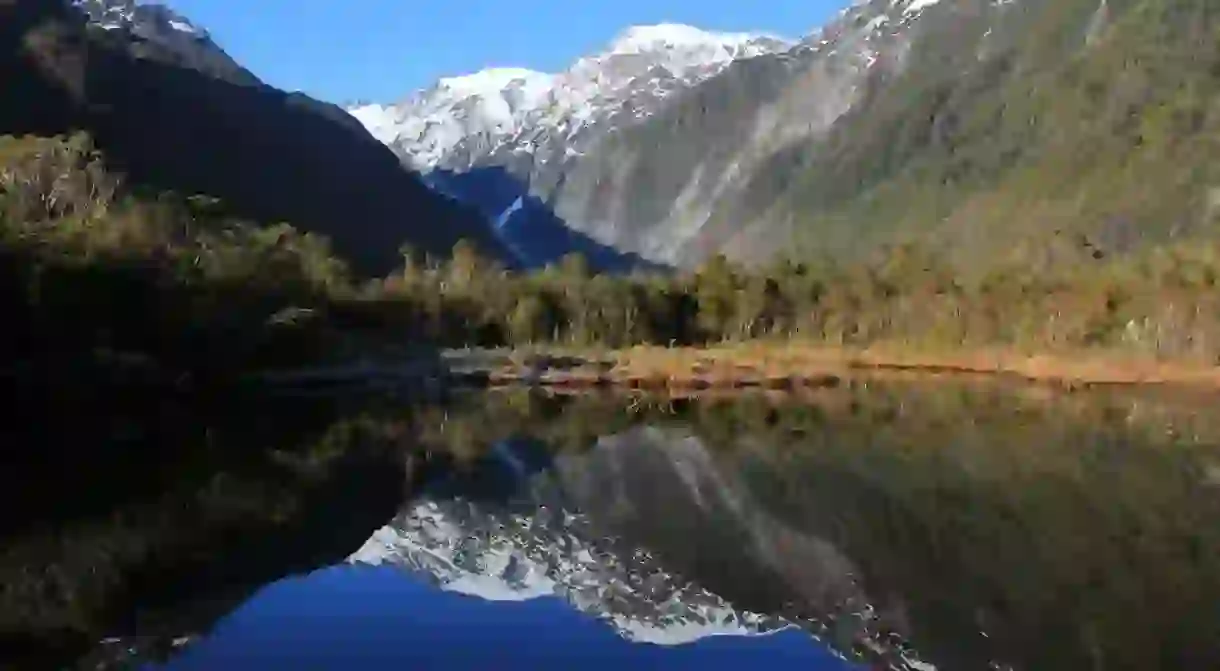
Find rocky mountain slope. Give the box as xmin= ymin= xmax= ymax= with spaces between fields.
xmin=355 ymin=0 xmax=1220 ymax=271
xmin=537 ymin=0 xmax=942 ymax=264
xmin=2 ymin=0 xmax=506 ymax=275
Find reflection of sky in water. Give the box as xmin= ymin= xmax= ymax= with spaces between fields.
xmin=153 ymin=564 xmax=855 ymax=671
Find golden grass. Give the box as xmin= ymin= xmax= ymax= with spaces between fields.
xmin=484 ymin=342 xmax=1220 ymax=390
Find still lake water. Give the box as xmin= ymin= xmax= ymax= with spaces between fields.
xmin=11 ymin=381 xmax=1220 ymax=670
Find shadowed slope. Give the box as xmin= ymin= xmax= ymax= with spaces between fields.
xmin=0 ymin=0 xmax=508 ymax=275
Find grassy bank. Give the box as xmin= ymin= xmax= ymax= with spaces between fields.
xmin=477 ymin=343 xmax=1220 ymax=390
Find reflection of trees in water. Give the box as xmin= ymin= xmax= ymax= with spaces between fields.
xmin=420 ymin=383 xmax=1220 ymax=671
xmin=0 ymin=390 xmax=412 ymax=670
xmin=553 ymin=427 xmax=930 ymax=669
xmin=17 ymin=380 xmax=1217 ymax=670
xmin=741 ymin=423 xmax=1220 ymax=671
xmin=398 ymin=410 xmax=935 ymax=668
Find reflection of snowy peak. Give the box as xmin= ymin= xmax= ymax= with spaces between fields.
xmin=350 ymin=498 xmax=789 ymax=645
xmin=353 ymin=426 xmax=943 ymax=668
xmin=346 ymin=24 xmax=794 ymax=171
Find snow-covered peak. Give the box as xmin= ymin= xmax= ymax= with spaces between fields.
xmin=346 ymin=68 xmax=556 ymax=167
xmin=344 ymin=104 xmax=406 ymax=147
xmin=566 ymin=23 xmax=794 ymax=94
xmin=607 ymin=23 xmax=791 ymax=57
xmin=346 ymin=23 xmax=794 ymax=171
xmin=436 ymin=68 xmax=555 ymax=99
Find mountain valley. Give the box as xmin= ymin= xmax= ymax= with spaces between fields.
xmin=12 ymin=0 xmax=1218 ymax=274
xmin=8 ymin=3 xmax=1220 ymax=668
xmin=350 ymin=0 xmax=1220 ymax=270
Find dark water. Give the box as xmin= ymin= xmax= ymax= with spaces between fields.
xmin=6 ymin=381 xmax=1220 ymax=670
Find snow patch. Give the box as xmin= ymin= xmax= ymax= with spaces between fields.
xmin=494 ymin=196 xmax=526 ymax=230
xmin=900 ymin=0 xmax=944 ymax=15
xmin=609 ymin=23 xmax=789 ymax=56
xmin=864 ymin=15 xmax=890 ymax=33
xmin=437 ymin=68 xmax=554 ymax=100
xmin=345 ymin=104 xmax=405 ymax=145
xmin=167 ymin=19 xmax=197 ymax=35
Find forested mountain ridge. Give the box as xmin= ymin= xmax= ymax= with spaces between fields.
xmin=733 ymin=0 xmax=1220 ymax=271
xmin=626 ymin=0 xmax=1220 ymax=268
xmin=1 ymin=0 xmax=508 ymax=276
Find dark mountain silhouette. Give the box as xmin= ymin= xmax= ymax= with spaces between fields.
xmin=0 ymin=0 xmax=508 ymax=275
xmin=74 ymin=0 xmax=261 ymax=86
xmin=428 ymin=167 xmax=663 ymax=273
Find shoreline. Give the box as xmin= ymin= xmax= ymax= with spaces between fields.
xmin=476 ymin=344 xmax=1220 ymax=391
xmin=253 ymin=344 xmax=1220 ymax=395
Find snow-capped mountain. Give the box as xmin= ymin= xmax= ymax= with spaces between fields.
xmin=74 ymin=0 xmax=259 ymax=85
xmin=347 ymin=24 xmax=793 ymax=172
xmin=345 ymin=2 xmax=974 ymax=267
xmin=508 ymin=0 xmax=960 ymax=264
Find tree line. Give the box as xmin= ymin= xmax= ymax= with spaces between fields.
xmin=7 ymin=132 xmax=1220 ymax=385
xmin=348 ymin=234 xmax=1220 ymax=362
xmin=0 ymin=133 xmax=347 ymax=382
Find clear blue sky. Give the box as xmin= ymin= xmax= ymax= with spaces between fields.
xmin=160 ymin=0 xmax=846 ymax=104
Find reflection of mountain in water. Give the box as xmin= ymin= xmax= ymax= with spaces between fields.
xmin=352 ymin=500 xmax=787 ymax=646
xmin=351 ymin=428 xmax=934 ymax=669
